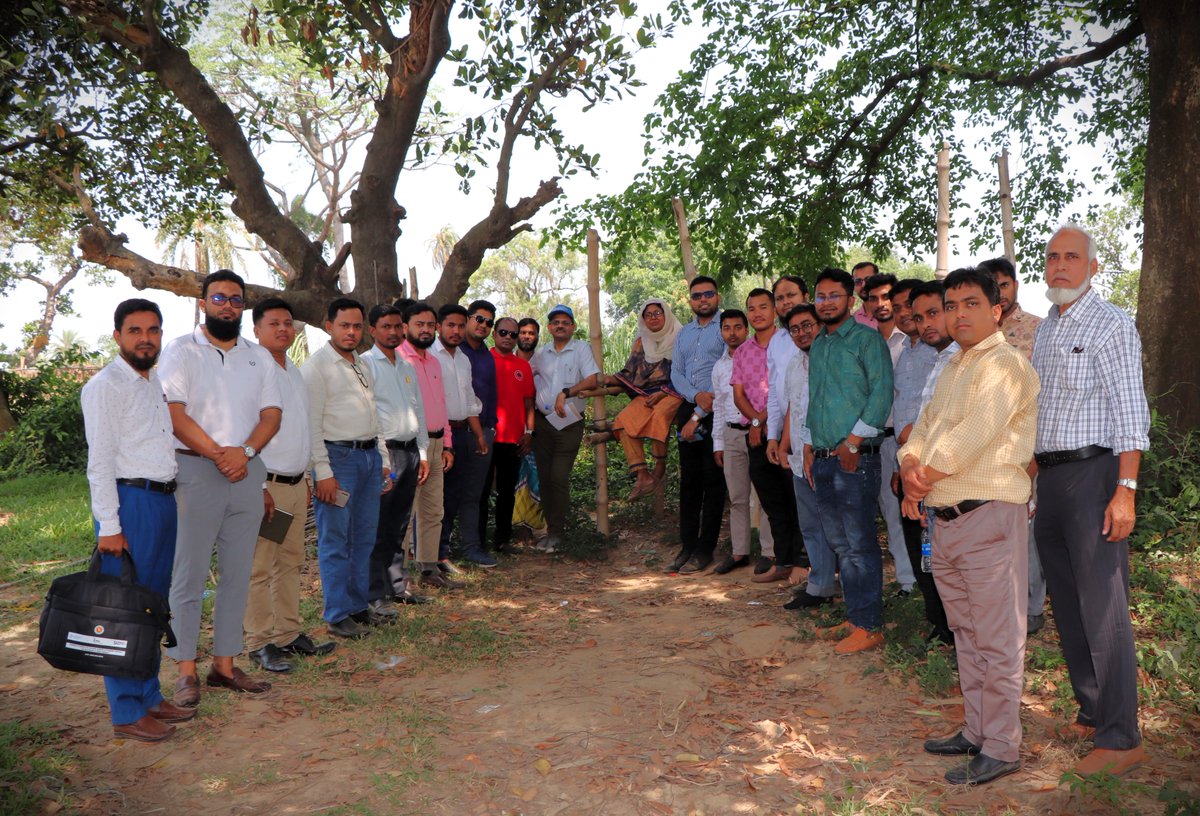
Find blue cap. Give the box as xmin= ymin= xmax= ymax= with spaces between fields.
xmin=548 ymin=303 xmax=574 ymax=321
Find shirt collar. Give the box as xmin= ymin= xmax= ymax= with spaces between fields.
xmin=1052 ymin=286 xmax=1100 ymax=322
xmin=956 ymin=330 xmax=1007 ymax=361
xmin=111 ymin=354 xmax=146 ymax=382
xmin=191 ymin=325 xmax=247 ymax=350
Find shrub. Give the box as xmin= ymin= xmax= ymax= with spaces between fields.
xmin=0 ymin=349 xmax=98 ymax=477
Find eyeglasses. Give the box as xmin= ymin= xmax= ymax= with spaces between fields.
xmin=495 ymin=328 xmax=517 ymax=339
xmin=472 ymin=315 xmax=494 ymax=328
xmin=209 ymin=293 xmax=245 ymax=308
xmin=788 ymin=322 xmax=818 ymax=335
xmin=350 ymin=362 xmax=368 ymax=390
xmin=814 ymin=293 xmax=847 ymax=303
xmin=642 ymin=310 xmax=665 ymax=319
xmin=689 ymin=290 xmax=718 ymax=301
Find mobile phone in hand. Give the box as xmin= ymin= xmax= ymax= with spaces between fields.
xmin=334 ymin=488 xmax=350 ymax=507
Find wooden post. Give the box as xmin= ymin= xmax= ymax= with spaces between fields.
xmin=936 ymin=141 xmax=950 ymax=280
xmin=997 ymin=148 xmax=1016 ymax=263
xmin=408 ymin=266 xmax=419 ymax=299
xmin=586 ymin=229 xmax=609 ymax=536
xmin=672 ymin=197 xmax=698 ymax=283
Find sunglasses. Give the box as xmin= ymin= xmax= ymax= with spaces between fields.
xmin=495 ymin=328 xmax=517 ymax=339
xmin=208 ymin=293 xmax=245 ymax=308
xmin=472 ymin=315 xmax=495 ymax=328
xmin=689 ymin=290 xmax=718 ymax=301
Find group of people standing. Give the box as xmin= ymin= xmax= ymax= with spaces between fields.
xmin=82 ymin=222 xmax=1150 ymax=790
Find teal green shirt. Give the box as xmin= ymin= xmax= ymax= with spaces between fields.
xmin=806 ymin=318 xmax=894 ymax=450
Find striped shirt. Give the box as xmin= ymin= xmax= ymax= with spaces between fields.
xmin=670 ymin=315 xmax=725 ymax=416
xmin=1032 ymin=287 xmax=1149 ymax=455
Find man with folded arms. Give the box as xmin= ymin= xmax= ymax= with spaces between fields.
xmin=302 ymin=298 xmax=389 ymax=639
xmin=899 ymin=267 xmax=1039 ymax=785
xmin=363 ymin=304 xmax=432 ymax=617
xmin=244 ymin=298 xmax=334 ymax=674
xmin=160 ymin=270 xmax=280 ymax=705
xmin=83 ymin=299 xmax=192 ymax=742
xmin=1033 ymin=224 xmax=1150 ymax=778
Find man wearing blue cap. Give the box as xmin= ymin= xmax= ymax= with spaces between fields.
xmin=530 ymin=304 xmax=600 ymax=551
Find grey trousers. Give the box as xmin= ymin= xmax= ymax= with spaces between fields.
xmin=532 ymin=413 xmax=585 ymax=538
xmin=167 ymin=453 xmax=267 ymax=661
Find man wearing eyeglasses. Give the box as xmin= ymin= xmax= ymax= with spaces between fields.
xmin=488 ymin=317 xmax=536 ymax=554
xmin=159 ymin=270 xmax=282 ymax=706
xmin=851 ymin=262 xmax=880 ymax=328
xmin=459 ymin=300 xmax=502 ymax=565
xmin=301 ymin=298 xmax=390 ymax=640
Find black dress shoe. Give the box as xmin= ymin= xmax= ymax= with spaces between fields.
xmin=249 ymin=644 xmax=294 ymax=673
xmin=394 ymin=589 xmax=433 ymax=605
xmin=925 ymin=626 xmax=955 ymax=647
xmin=420 ymin=571 xmax=465 ymax=589
xmin=712 ymin=555 xmax=749 ymax=575
xmin=663 ymin=550 xmax=692 ymax=573
xmin=753 ymin=555 xmax=773 ymax=575
xmin=438 ymin=559 xmax=465 ymax=576
xmin=924 ymin=731 xmax=982 ymax=756
xmin=279 ymin=632 xmax=336 ymax=656
xmin=944 ymin=753 xmax=1021 ymax=785
xmin=328 ymin=617 xmax=369 ymax=639
xmin=783 ymin=592 xmax=832 ymax=610
xmin=679 ymin=556 xmax=713 ymax=575
xmin=1027 ymin=613 xmax=1045 ymax=636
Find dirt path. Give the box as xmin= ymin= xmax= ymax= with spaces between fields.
xmin=2 ymin=534 xmax=1196 ymax=815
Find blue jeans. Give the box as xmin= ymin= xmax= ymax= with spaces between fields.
xmin=98 ymin=483 xmax=177 ymax=725
xmin=793 ymin=472 xmax=836 ymax=597
xmin=314 ymin=444 xmax=382 ymax=624
xmin=812 ymin=453 xmax=883 ymax=630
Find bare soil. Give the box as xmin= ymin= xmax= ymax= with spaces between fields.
xmin=3 ymin=527 xmax=1198 ymax=815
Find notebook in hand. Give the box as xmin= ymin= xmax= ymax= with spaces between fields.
xmin=258 ymin=509 xmax=295 ymax=544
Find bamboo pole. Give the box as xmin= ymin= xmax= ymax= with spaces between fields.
xmin=586 ymin=229 xmax=609 ymax=536
xmin=997 ymin=148 xmax=1016 ymax=263
xmin=936 ymin=141 xmax=950 ymax=280
xmin=672 ymin=197 xmax=697 ymax=283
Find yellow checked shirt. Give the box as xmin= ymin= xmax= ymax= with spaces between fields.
xmin=899 ymin=331 xmax=1040 ymax=507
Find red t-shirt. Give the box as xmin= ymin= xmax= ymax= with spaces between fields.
xmin=491 ymin=348 xmax=536 ymax=444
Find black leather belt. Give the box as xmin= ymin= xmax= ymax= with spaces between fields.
xmin=386 ymin=438 xmax=418 ymax=450
xmin=883 ymin=427 xmax=895 ymax=437
xmin=813 ymin=442 xmax=883 ymax=458
xmin=728 ymin=422 xmax=750 ymax=431
xmin=326 ymin=439 xmax=376 ymax=449
xmin=449 ymin=419 xmax=469 ymax=429
xmin=1035 ymin=445 xmax=1111 ymax=468
xmin=428 ymin=429 xmax=445 ymax=439
xmin=116 ymin=478 xmax=177 ymax=494
xmin=267 ymin=472 xmax=305 ymax=485
xmin=932 ymin=499 xmax=991 ymax=521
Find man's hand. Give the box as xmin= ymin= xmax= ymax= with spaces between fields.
xmin=443 ymin=450 xmax=455 ymax=472
xmin=713 ymin=450 xmax=724 ymax=468
xmin=381 ymin=468 xmax=394 ymax=495
xmin=766 ymin=438 xmax=780 ymax=465
xmin=315 ymin=477 xmax=340 ymax=505
xmin=900 ymin=456 xmax=933 ymax=502
xmin=694 ymin=392 xmax=714 ymax=413
xmin=213 ymin=446 xmax=248 ymax=477
xmin=518 ymin=432 xmax=533 ymax=456
xmin=263 ymin=488 xmax=276 ymax=522
xmin=554 ymin=391 xmax=568 ymax=417
xmin=1103 ymin=487 xmax=1136 ymax=542
xmin=748 ymin=424 xmax=763 ymax=448
xmin=897 ymin=423 xmax=913 ymax=445
xmin=305 ymin=480 xmax=312 ymax=508
xmin=97 ymin=532 xmax=128 ymax=556
xmin=226 ymin=465 xmax=248 ymax=483
xmin=645 ymin=392 xmax=666 ymax=408
xmin=901 ymin=496 xmax=924 ymax=522
xmin=475 ymin=433 xmax=489 ymax=455
xmin=680 ymin=417 xmax=699 ymax=442
xmin=777 ymin=443 xmax=791 ymax=471
xmin=417 ymin=460 xmax=431 ymax=486
xmin=803 ymin=445 xmax=814 ymax=485
xmin=891 ymin=471 xmax=901 ymax=497
xmin=836 ymin=441 xmax=860 ymax=474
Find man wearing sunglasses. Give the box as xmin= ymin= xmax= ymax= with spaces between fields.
xmin=454 ymin=300 xmax=500 ymax=564
xmin=488 ymin=317 xmax=536 ymax=554
xmin=159 ymin=270 xmax=282 ymax=706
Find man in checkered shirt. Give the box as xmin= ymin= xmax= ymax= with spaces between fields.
xmin=1032 ymin=223 xmax=1151 ymax=779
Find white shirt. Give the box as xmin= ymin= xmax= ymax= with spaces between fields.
xmin=532 ymin=339 xmax=600 ymax=418
xmin=81 ymin=357 xmax=178 ymax=536
xmin=881 ymin=324 xmax=907 ymax=428
xmin=710 ymin=349 xmax=745 ymax=453
xmin=301 ymin=342 xmax=388 ymax=481
xmin=766 ymin=329 xmax=798 ymax=440
xmin=158 ymin=326 xmax=282 ymax=449
xmin=258 ymin=354 xmax=311 ymax=476
xmin=431 ymin=338 xmax=482 ymax=422
xmin=920 ymin=341 xmax=961 ymax=412
xmin=783 ymin=351 xmax=813 ymax=477
xmin=363 ymin=345 xmax=430 ymax=461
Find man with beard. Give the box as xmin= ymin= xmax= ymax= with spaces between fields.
xmin=398 ymin=301 xmax=461 ymax=588
xmin=82 ymin=299 xmax=194 ymax=742
xmin=912 ymin=281 xmax=960 ymax=410
xmin=302 ymin=298 xmax=390 ymax=639
xmin=432 ymin=304 xmax=494 ymax=568
xmin=160 ymin=271 xmax=281 ymax=706
xmin=1033 ymin=224 xmax=1150 ymax=778
xmin=851 ymin=262 xmax=879 ymax=327
xmin=363 ymin=304 xmax=432 ymax=617
xmin=244 ymin=298 xmax=334 ymax=674
xmin=462 ymin=300 xmax=501 ymax=556
xmin=516 ymin=318 xmax=540 ymax=361
xmin=668 ymin=276 xmax=727 ymax=573
xmin=805 ymin=267 xmax=892 ymax=654
xmin=488 ymin=317 xmax=536 ymax=554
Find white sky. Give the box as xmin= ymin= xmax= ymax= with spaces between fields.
xmin=1 ymin=5 xmax=1129 ymax=355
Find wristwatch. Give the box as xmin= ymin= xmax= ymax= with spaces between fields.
xmin=691 ymin=413 xmax=701 ymax=423
xmin=1117 ymin=478 xmax=1138 ymax=491
xmin=243 ymin=445 xmax=257 ymax=459
xmin=844 ymin=441 xmax=859 ymax=454
xmin=750 ymin=417 xmax=762 ymax=428
xmin=562 ymin=387 xmax=572 ymax=398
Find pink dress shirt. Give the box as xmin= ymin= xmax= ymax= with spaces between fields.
xmin=398 ymin=341 xmax=453 ymax=440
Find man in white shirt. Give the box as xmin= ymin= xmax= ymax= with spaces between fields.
xmin=159 ymin=271 xmax=281 ymax=707
xmin=363 ymin=304 xmax=432 ymax=615
xmin=432 ymin=303 xmax=495 ymax=568
xmin=244 ymin=298 xmax=333 ymax=674
xmin=302 ymin=298 xmax=390 ymax=640
xmin=82 ymin=299 xmax=193 ymax=742
xmin=531 ymin=304 xmax=600 ymax=552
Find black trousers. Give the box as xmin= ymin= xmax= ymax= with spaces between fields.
xmin=1035 ymin=453 xmax=1140 ymax=750
xmin=369 ymin=444 xmax=420 ymax=601
xmin=676 ymin=411 xmax=726 ymax=559
xmin=487 ymin=442 xmax=523 ymax=549
xmin=898 ymin=482 xmax=951 ymax=638
xmin=747 ymin=439 xmax=805 ymax=567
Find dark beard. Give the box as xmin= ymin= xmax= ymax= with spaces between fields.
xmin=206 ymin=314 xmax=242 ymax=342
xmin=122 ymin=349 xmax=158 ymax=371
xmin=517 ymin=339 xmax=537 ymax=353
xmin=407 ymin=334 xmax=434 ymax=350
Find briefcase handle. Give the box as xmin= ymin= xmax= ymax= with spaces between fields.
xmin=86 ymin=549 xmax=140 ymax=585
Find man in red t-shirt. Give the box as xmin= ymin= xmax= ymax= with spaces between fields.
xmin=488 ymin=317 xmax=536 ymax=552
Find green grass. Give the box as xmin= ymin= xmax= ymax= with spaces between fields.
xmin=0 ymin=721 xmax=78 ymax=814
xmin=0 ymin=473 xmax=94 ymax=585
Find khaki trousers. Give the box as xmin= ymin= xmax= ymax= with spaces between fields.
xmin=720 ymin=426 xmax=774 ymax=558
xmin=933 ymin=500 xmax=1028 ymax=762
xmin=412 ymin=436 xmax=445 ymax=569
xmin=244 ymin=478 xmax=308 ymax=652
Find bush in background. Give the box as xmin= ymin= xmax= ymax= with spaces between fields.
xmin=0 ymin=349 xmax=97 ymax=477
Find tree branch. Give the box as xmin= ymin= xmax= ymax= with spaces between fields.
xmin=340 ymin=0 xmax=399 ymax=52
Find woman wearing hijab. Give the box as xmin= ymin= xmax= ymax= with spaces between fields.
xmin=607 ymin=299 xmax=683 ymax=500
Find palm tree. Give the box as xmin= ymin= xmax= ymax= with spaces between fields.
xmin=156 ymin=217 xmax=243 ymax=325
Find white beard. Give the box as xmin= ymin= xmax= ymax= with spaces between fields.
xmin=1046 ymin=276 xmax=1092 ymax=306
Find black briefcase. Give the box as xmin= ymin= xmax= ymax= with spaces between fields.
xmin=37 ymin=550 xmax=177 ymax=680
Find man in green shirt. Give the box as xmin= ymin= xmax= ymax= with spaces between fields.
xmin=804 ymin=267 xmax=894 ymax=654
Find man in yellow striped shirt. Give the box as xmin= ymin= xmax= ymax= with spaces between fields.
xmin=898 ymin=267 xmax=1040 ymax=786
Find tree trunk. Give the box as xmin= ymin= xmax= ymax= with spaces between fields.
xmin=1137 ymin=0 xmax=1200 ymax=430
xmin=0 ymin=377 xmax=16 ymax=437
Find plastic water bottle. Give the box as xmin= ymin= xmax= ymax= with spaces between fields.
xmin=920 ymin=516 xmax=933 ymax=573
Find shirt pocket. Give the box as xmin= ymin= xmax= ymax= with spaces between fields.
xmin=1061 ymin=347 xmax=1095 ymax=391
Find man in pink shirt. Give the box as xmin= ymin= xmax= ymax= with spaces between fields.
xmin=852 ymin=262 xmax=879 ymax=328
xmin=396 ymin=302 xmax=459 ymax=589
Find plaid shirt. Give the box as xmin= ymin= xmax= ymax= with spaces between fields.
xmin=1031 ymin=288 xmax=1149 ymax=455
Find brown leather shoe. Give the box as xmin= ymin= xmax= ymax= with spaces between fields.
xmin=419 ymin=571 xmax=465 ymax=590
xmin=751 ymin=563 xmax=789 ymax=583
xmin=147 ymin=700 xmax=197 ymax=723
xmin=1050 ymin=721 xmax=1097 ymax=742
xmin=1073 ymin=745 xmax=1147 ymax=777
xmin=113 ymin=714 xmax=175 ymax=742
xmin=205 ymin=666 xmax=271 ymax=694
xmin=173 ymin=674 xmax=200 ymax=708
